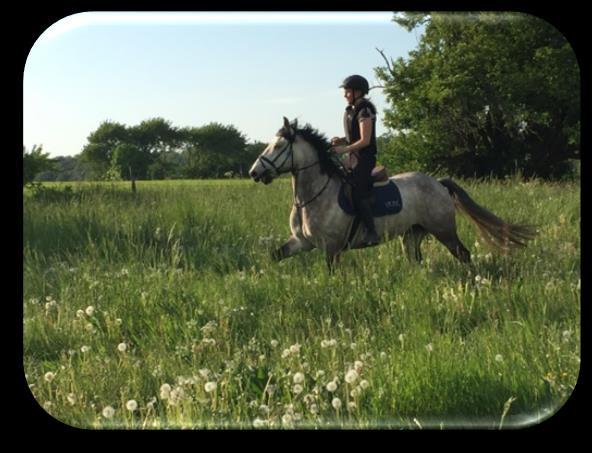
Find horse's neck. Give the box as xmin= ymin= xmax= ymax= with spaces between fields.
xmin=292 ymin=164 xmax=339 ymax=207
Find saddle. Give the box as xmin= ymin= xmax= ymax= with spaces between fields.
xmin=338 ymin=165 xmax=403 ymax=218
xmin=371 ymin=165 xmax=389 ymax=184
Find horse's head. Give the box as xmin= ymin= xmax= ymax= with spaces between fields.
xmin=249 ymin=117 xmax=297 ymax=185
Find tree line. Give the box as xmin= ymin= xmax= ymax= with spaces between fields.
xmin=24 ymin=12 xmax=580 ymax=184
xmin=26 ymin=119 xmax=267 ymax=184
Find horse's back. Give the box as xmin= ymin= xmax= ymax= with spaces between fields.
xmin=388 ymin=171 xmax=453 ymax=218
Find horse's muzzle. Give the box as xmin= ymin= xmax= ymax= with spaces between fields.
xmin=250 ymin=169 xmax=273 ymax=184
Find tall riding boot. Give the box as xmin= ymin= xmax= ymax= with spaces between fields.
xmin=356 ymin=197 xmax=380 ymax=248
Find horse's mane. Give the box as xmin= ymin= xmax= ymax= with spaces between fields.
xmin=277 ymin=119 xmax=342 ymax=177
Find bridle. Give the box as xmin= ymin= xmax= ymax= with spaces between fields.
xmin=256 ymin=134 xmax=332 ymax=208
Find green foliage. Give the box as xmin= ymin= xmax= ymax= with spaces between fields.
xmin=377 ymin=12 xmax=580 ymax=179
xmin=76 ymin=119 xmax=260 ymax=180
xmin=111 ymin=143 xmax=153 ymax=180
xmin=23 ymin=145 xmax=56 ymax=186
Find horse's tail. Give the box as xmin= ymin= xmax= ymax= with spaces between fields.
xmin=439 ymin=178 xmax=538 ymax=251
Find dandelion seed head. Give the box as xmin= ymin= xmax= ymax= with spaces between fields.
xmin=359 ymin=380 xmax=370 ymax=390
xmin=253 ymin=418 xmax=267 ymax=428
xmin=80 ymin=345 xmax=90 ymax=353
xmin=102 ymin=406 xmax=115 ymax=418
xmin=117 ymin=342 xmax=127 ymax=353
xmin=76 ymin=310 xmax=85 ymax=319
xmin=293 ymin=372 xmax=305 ymax=384
xmin=293 ymin=384 xmax=303 ymax=395
xmin=85 ymin=306 xmax=95 ymax=316
xmin=495 ymin=354 xmax=504 ymax=362
xmin=204 ymin=381 xmax=217 ymax=393
xmin=270 ymin=339 xmax=279 ymax=348
xmin=159 ymin=383 xmax=171 ymax=399
xmin=331 ymin=397 xmax=342 ymax=410
xmin=126 ymin=400 xmax=138 ymax=412
xmin=67 ymin=393 xmax=76 ymax=405
xmin=345 ymin=369 xmax=359 ymax=384
xmin=44 ymin=372 xmax=55 ymax=383
xmin=326 ymin=381 xmax=338 ymax=392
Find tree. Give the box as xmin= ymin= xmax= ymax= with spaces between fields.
xmin=80 ymin=121 xmax=129 ymax=178
xmin=111 ymin=143 xmax=152 ymax=180
xmin=179 ymin=123 xmax=248 ymax=178
xmin=23 ymin=145 xmax=55 ymax=186
xmin=376 ymin=12 xmax=580 ymax=178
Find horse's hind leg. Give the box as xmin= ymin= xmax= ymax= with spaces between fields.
xmin=402 ymin=225 xmax=427 ymax=263
xmin=431 ymin=229 xmax=471 ymax=264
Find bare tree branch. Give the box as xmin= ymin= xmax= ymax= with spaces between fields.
xmin=376 ymin=47 xmax=395 ymax=77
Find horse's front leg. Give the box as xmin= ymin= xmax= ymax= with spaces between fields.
xmin=325 ymin=252 xmax=342 ymax=273
xmin=272 ymin=236 xmax=314 ymax=261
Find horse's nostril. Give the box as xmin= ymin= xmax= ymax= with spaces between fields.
xmin=250 ymin=170 xmax=258 ymax=178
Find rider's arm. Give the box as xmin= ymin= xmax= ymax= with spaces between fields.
xmin=332 ymin=118 xmax=372 ymax=154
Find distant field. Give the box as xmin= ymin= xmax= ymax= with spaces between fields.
xmin=23 ymin=177 xmax=580 ymax=429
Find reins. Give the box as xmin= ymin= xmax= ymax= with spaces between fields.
xmin=256 ymin=135 xmax=332 ymax=209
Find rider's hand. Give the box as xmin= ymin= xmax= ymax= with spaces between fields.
xmin=331 ymin=137 xmax=345 ymax=146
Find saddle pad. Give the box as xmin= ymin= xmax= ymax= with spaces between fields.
xmin=338 ymin=180 xmax=403 ymax=217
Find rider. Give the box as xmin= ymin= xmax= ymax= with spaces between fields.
xmin=331 ymin=74 xmax=380 ymax=248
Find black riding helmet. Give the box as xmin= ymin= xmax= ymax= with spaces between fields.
xmin=340 ymin=75 xmax=370 ymax=95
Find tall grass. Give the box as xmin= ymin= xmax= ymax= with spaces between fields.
xmin=23 ymin=178 xmax=580 ymax=429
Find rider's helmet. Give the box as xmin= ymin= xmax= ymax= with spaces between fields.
xmin=340 ymin=75 xmax=370 ymax=95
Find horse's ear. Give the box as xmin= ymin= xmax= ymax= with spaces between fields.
xmin=283 ymin=116 xmax=290 ymax=129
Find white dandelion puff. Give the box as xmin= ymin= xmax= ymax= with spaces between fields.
xmin=293 ymin=384 xmax=303 ymax=395
xmin=293 ymin=372 xmax=305 ymax=384
xmin=331 ymin=397 xmax=342 ymax=410
xmin=204 ymin=381 xmax=217 ymax=393
xmin=495 ymin=354 xmax=504 ymax=362
xmin=345 ymin=369 xmax=359 ymax=384
xmin=326 ymin=381 xmax=338 ymax=392
xmin=76 ymin=309 xmax=85 ymax=319
xmin=102 ymin=406 xmax=115 ymax=418
xmin=126 ymin=400 xmax=138 ymax=412
xmin=359 ymin=380 xmax=370 ymax=390
xmin=159 ymin=383 xmax=172 ymax=400
xmin=80 ymin=345 xmax=90 ymax=353
xmin=44 ymin=372 xmax=55 ymax=383
xmin=117 ymin=342 xmax=127 ymax=353
xmin=67 ymin=393 xmax=76 ymax=405
xmin=253 ymin=418 xmax=267 ymax=428
xmin=85 ymin=306 xmax=95 ymax=316
xmin=270 ymin=339 xmax=279 ymax=348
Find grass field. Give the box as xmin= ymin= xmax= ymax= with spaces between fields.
xmin=23 ymin=176 xmax=580 ymax=429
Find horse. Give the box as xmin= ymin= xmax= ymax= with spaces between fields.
xmin=249 ymin=117 xmax=537 ymax=270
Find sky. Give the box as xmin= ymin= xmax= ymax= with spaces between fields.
xmin=23 ymin=12 xmax=424 ymax=157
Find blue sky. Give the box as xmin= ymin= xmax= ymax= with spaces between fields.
xmin=24 ymin=12 xmax=424 ymax=157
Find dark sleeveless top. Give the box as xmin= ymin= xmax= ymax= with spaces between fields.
xmin=343 ymin=98 xmax=377 ymax=159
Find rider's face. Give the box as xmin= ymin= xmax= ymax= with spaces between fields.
xmin=344 ymin=88 xmax=354 ymax=105
xmin=344 ymin=88 xmax=361 ymax=105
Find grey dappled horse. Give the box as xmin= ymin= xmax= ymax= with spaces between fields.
xmin=249 ymin=117 xmax=536 ymax=270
